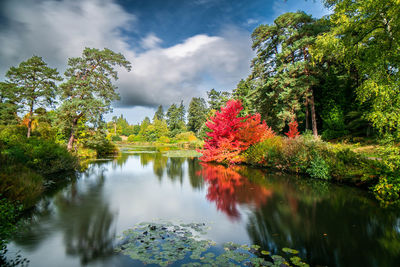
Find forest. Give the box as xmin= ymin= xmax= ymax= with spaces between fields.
xmin=1 ymin=0 xmax=400 ymax=266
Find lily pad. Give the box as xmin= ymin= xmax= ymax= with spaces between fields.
xmin=115 ymin=221 xmax=308 ymax=267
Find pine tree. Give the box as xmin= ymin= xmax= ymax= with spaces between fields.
xmin=153 ymin=105 xmax=164 ymax=121
xmin=187 ymin=97 xmax=207 ymax=134
xmin=5 ymin=56 xmax=61 ymax=137
xmin=58 ymin=48 xmax=131 ymax=151
xmin=251 ymin=12 xmax=328 ymax=136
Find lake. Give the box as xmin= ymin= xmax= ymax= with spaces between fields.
xmin=8 ymin=148 xmax=400 ymax=266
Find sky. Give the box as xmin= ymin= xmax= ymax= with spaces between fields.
xmin=0 ymin=0 xmax=330 ymax=124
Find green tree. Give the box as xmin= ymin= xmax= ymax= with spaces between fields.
xmin=251 ymin=12 xmax=327 ymax=136
xmin=143 ymin=119 xmax=169 ymax=141
xmin=5 ymin=56 xmax=61 ymax=137
xmin=207 ymin=89 xmax=230 ymax=111
xmin=314 ymin=0 xmax=400 ymax=138
xmin=187 ymin=97 xmax=207 ymax=134
xmin=153 ymin=105 xmax=164 ymax=121
xmin=58 ymin=48 xmax=131 ymax=151
xmin=166 ymin=104 xmax=179 ymax=130
xmin=138 ymin=117 xmax=151 ymax=138
xmin=178 ymin=101 xmax=186 ymax=122
xmin=232 ymin=79 xmax=256 ymax=116
xmin=0 ymin=82 xmax=19 ymax=125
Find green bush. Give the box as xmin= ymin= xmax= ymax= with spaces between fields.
xmin=158 ymin=136 xmax=170 ymax=143
xmin=85 ymin=136 xmax=118 ymax=157
xmin=111 ymin=135 xmax=122 ymax=142
xmin=306 ymin=155 xmax=331 ymax=180
xmin=127 ymin=134 xmax=136 ymax=142
xmin=371 ymin=146 xmax=400 ymax=206
xmin=0 ymin=127 xmax=78 ymax=175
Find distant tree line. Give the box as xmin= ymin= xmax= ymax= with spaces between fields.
xmin=119 ymin=88 xmax=231 ymax=143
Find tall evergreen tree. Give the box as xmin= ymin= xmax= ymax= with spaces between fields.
xmin=58 ymin=48 xmax=131 ymax=151
xmin=233 ymin=79 xmax=256 ymax=116
xmin=153 ymin=105 xmax=164 ymax=121
xmin=178 ymin=101 xmax=186 ymax=122
xmin=187 ymin=97 xmax=207 ymax=133
xmin=5 ymin=56 xmax=61 ymax=137
xmin=166 ymin=104 xmax=179 ymax=131
xmin=251 ymin=12 xmax=328 ymax=136
xmin=0 ymin=82 xmax=19 ymax=125
xmin=207 ymin=89 xmax=231 ymax=111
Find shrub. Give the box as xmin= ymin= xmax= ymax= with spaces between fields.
xmin=306 ymin=155 xmax=331 ymax=180
xmin=371 ymin=146 xmax=400 ymax=206
xmin=85 ymin=136 xmax=118 ymax=157
xmin=158 ymin=136 xmax=170 ymax=143
xmin=175 ymin=131 xmax=197 ymax=142
xmin=111 ymin=135 xmax=122 ymax=141
xmin=0 ymin=127 xmax=78 ymax=175
xmin=127 ymin=134 xmax=136 ymax=142
xmin=285 ymin=120 xmax=300 ymax=139
xmin=199 ymin=100 xmax=274 ymax=164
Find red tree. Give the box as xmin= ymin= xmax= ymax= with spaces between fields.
xmin=285 ymin=119 xmax=300 ymax=139
xmin=198 ymin=100 xmax=274 ymax=164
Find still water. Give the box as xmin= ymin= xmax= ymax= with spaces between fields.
xmin=8 ymin=149 xmax=400 ymax=266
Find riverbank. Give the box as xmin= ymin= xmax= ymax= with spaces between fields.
xmin=239 ymin=135 xmax=399 ymax=207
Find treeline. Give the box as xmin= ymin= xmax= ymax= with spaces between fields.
xmin=112 ymin=89 xmax=231 ymax=143
xmin=233 ymin=0 xmax=400 ymax=142
xmin=130 ymin=0 xmax=400 ymax=145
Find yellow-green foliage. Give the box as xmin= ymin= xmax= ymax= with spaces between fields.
xmin=76 ymin=146 xmax=97 ymax=158
xmin=127 ymin=134 xmax=136 ymax=142
xmin=175 ymin=131 xmax=198 ymax=142
xmin=371 ymin=146 xmax=400 ymax=206
xmin=244 ymin=136 xmax=372 ymax=181
xmin=158 ymin=136 xmax=170 ymax=143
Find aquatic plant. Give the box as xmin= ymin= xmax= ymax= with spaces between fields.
xmin=115 ymin=221 xmax=308 ymax=266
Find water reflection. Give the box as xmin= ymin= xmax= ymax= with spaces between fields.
xmin=9 ymin=151 xmax=400 ymax=267
xmin=245 ymin=176 xmax=400 ymax=266
xmin=14 ymin=165 xmax=117 ymax=265
xmin=198 ymin=163 xmax=273 ymax=221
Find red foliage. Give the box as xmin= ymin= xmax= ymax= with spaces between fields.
xmin=198 ymin=100 xmax=274 ymax=164
xmin=198 ymin=163 xmax=273 ymax=221
xmin=285 ymin=119 xmax=300 ymax=139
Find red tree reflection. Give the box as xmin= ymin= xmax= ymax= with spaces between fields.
xmin=198 ymin=163 xmax=273 ymax=221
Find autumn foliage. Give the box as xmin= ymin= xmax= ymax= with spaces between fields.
xmin=198 ymin=100 xmax=274 ymax=164
xmin=285 ymin=119 xmax=300 ymax=139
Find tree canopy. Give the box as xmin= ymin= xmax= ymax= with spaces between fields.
xmin=4 ymin=56 xmax=61 ymax=137
xmin=58 ymin=47 xmax=131 ymax=150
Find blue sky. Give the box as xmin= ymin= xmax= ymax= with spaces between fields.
xmin=0 ymin=0 xmax=330 ymax=124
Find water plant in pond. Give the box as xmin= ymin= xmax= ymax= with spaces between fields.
xmin=115 ymin=221 xmax=308 ymax=267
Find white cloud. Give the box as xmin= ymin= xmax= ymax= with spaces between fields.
xmin=117 ymin=27 xmax=253 ymax=108
xmin=0 ymin=0 xmax=253 ymax=122
xmin=0 ymin=0 xmax=136 ymax=75
xmin=140 ymin=33 xmax=162 ymax=50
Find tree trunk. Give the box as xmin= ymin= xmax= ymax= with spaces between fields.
xmin=305 ymin=97 xmax=309 ymax=130
xmin=67 ymin=132 xmax=75 ymax=152
xmin=309 ymin=90 xmax=318 ymax=137
xmin=67 ymin=118 xmax=78 ymax=152
xmin=27 ymin=107 xmax=33 ymax=138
